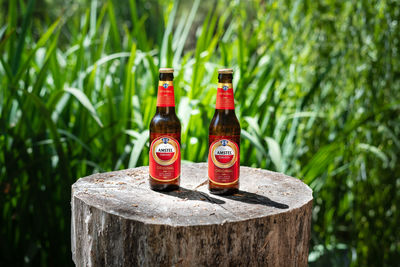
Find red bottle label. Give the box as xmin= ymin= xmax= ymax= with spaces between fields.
xmin=208 ymin=135 xmax=240 ymax=185
xmin=157 ymin=81 xmax=175 ymax=107
xmin=215 ymin=83 xmax=235 ymax=110
xmin=149 ymin=133 xmax=180 ymax=182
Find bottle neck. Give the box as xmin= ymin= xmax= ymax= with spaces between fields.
xmin=218 ymin=73 xmax=232 ymax=83
xmin=157 ymin=73 xmax=175 ymax=109
xmin=156 ymin=106 xmax=176 ymax=115
xmin=214 ymin=109 xmax=236 ymax=115
xmin=215 ymin=74 xmax=235 ymax=111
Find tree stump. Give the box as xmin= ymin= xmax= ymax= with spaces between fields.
xmin=71 ymin=163 xmax=312 ymax=266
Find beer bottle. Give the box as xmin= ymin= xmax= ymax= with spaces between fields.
xmin=149 ymin=68 xmax=181 ymax=191
xmin=208 ymin=68 xmax=241 ymax=195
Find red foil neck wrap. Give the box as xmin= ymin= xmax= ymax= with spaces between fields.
xmin=215 ymin=83 xmax=235 ymax=110
xmin=149 ymin=133 xmax=181 ymax=182
xmin=157 ymin=80 xmax=175 ymax=107
xmin=208 ymin=135 xmax=240 ymax=185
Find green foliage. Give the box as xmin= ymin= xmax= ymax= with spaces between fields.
xmin=0 ymin=0 xmax=399 ymax=266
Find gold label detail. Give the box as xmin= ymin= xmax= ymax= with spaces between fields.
xmin=158 ymin=80 xmax=173 ymax=88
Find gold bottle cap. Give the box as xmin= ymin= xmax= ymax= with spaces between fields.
xmin=159 ymin=68 xmax=174 ymax=73
xmin=218 ymin=68 xmax=233 ymax=74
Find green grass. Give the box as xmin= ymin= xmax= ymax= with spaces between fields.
xmin=1 ymin=0 xmax=399 ymax=266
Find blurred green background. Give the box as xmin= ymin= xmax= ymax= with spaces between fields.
xmin=1 ymin=0 xmax=399 ymax=266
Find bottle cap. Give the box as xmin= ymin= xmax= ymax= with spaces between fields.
xmin=159 ymin=68 xmax=174 ymax=73
xmin=218 ymin=68 xmax=233 ymax=74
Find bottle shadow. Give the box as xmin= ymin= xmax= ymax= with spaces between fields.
xmin=219 ymin=190 xmax=289 ymax=209
xmin=159 ymin=187 xmax=225 ymax=205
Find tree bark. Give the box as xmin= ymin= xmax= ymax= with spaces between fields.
xmin=71 ymin=163 xmax=312 ymax=266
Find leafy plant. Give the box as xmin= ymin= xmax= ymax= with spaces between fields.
xmin=0 ymin=0 xmax=399 ymax=266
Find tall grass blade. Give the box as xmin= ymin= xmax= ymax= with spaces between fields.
xmin=265 ymin=137 xmax=283 ymax=172
xmin=128 ymin=130 xmax=149 ymax=168
xmin=64 ymin=87 xmax=104 ymax=127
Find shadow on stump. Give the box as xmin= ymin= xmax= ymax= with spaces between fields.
xmin=220 ymin=190 xmax=289 ymax=209
xmin=159 ymin=187 xmax=226 ymax=204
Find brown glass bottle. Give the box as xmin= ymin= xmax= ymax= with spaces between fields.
xmin=149 ymin=68 xmax=181 ymax=191
xmin=208 ymin=69 xmax=241 ymax=195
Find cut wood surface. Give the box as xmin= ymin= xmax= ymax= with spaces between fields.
xmin=71 ymin=163 xmax=313 ymax=266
